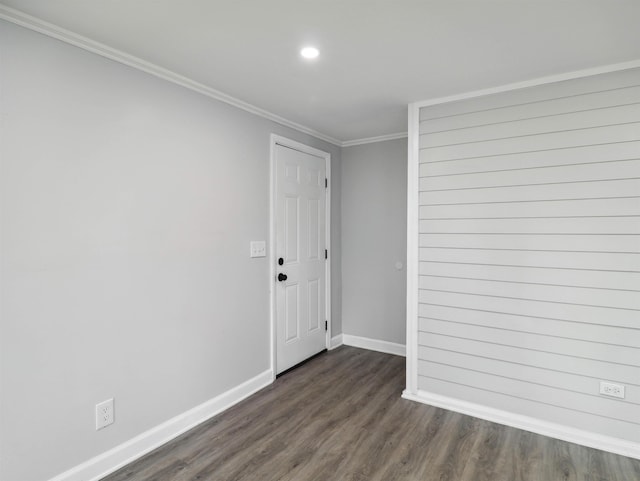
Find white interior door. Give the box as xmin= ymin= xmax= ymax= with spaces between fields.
xmin=275 ymin=143 xmax=327 ymax=374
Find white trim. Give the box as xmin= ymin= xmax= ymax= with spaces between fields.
xmin=269 ymin=137 xmax=278 ymax=381
xmin=413 ymin=59 xmax=640 ymax=109
xmin=329 ymin=334 xmax=344 ymax=350
xmin=342 ymin=334 xmax=406 ymax=357
xmin=402 ymin=389 xmax=640 ymax=461
xmin=341 ymin=132 xmax=408 ymax=148
xmin=405 ymin=104 xmax=420 ymax=395
xmin=48 ymin=370 xmax=273 ymax=481
xmin=325 ymin=146 xmax=333 ymax=356
xmin=269 ymin=135 xmax=332 ymax=376
xmin=0 ymin=5 xmax=342 ymax=147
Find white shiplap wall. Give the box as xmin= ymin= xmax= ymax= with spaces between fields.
xmin=409 ymin=67 xmax=640 ymax=454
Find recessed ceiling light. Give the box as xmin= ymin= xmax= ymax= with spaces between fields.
xmin=300 ymin=47 xmax=319 ymax=59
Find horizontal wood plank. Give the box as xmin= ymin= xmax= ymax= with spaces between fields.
xmin=419 ymin=141 xmax=640 ymax=174
xmin=419 ymin=217 xmax=640 ymax=235
xmin=420 ymin=85 xmax=640 ymax=134
xmin=418 ymin=233 xmax=640 ymax=252
xmin=421 ymin=104 xmax=640 ymax=148
xmin=419 ymin=197 xmax=640 ymax=219
xmin=417 ymin=302 xmax=640 ymax=347
xmin=419 ymin=247 xmax=640 ymax=271
xmin=420 ymin=159 xmax=640 ymax=190
xmin=417 ymin=291 xmax=639 ymax=328
xmin=419 ymin=275 xmax=640 ymax=310
xmin=420 ymin=123 xmax=640 ymax=163
xmin=418 ymin=320 xmax=640 ymax=366
xmin=419 ymin=178 xmax=640 ymax=204
xmin=418 ymin=261 xmax=640 ymax=291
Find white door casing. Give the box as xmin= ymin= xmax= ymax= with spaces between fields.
xmin=270 ymin=136 xmax=330 ymax=375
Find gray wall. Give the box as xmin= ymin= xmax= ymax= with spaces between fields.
xmin=341 ymin=139 xmax=407 ymax=345
xmin=0 ymin=20 xmax=341 ymax=481
xmin=415 ymin=68 xmax=640 ymax=443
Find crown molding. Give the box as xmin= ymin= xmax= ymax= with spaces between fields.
xmin=0 ymin=5 xmax=344 ymax=147
xmin=341 ymin=132 xmax=408 ymax=147
xmin=412 ymin=59 xmax=640 ymax=109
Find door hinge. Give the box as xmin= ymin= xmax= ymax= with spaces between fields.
xmin=325 ymin=320 xmax=328 ymax=331
xmin=325 ymin=249 xmax=328 ymax=259
xmin=325 ymin=178 xmax=328 ymax=188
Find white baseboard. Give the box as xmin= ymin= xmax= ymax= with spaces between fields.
xmin=402 ymin=389 xmax=640 ymax=461
xmin=342 ymin=334 xmax=406 ymax=357
xmin=329 ymin=334 xmax=343 ymax=350
xmin=49 ymin=369 xmax=273 ymax=481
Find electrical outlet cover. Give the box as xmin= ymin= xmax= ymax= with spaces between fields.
xmin=96 ymin=398 xmax=115 ymax=430
xmin=599 ymin=381 xmax=625 ymax=399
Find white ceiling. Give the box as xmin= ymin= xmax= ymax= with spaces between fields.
xmin=3 ymin=1 xmax=640 ymax=144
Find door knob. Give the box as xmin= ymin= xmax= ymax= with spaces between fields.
xmin=278 ymin=273 xmax=288 ymax=282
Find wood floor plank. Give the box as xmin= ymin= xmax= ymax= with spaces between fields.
xmin=368 ymin=403 xmax=444 ymax=481
xmin=573 ymin=443 xmax=613 ymax=481
xmin=493 ymin=428 xmax=546 ymax=481
xmin=426 ymin=414 xmax=483 ymax=481
xmin=459 ymin=419 xmax=509 ymax=481
xmin=105 ymin=455 xmax=185 ymax=481
xmin=101 ymin=346 xmax=640 ymax=481
xmin=543 ymin=437 xmax=581 ymax=481
xmin=600 ymin=449 xmax=640 ymax=481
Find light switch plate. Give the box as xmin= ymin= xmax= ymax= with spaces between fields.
xmin=250 ymin=241 xmax=266 ymax=258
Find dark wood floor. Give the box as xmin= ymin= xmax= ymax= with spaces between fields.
xmin=103 ymin=346 xmax=640 ymax=481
